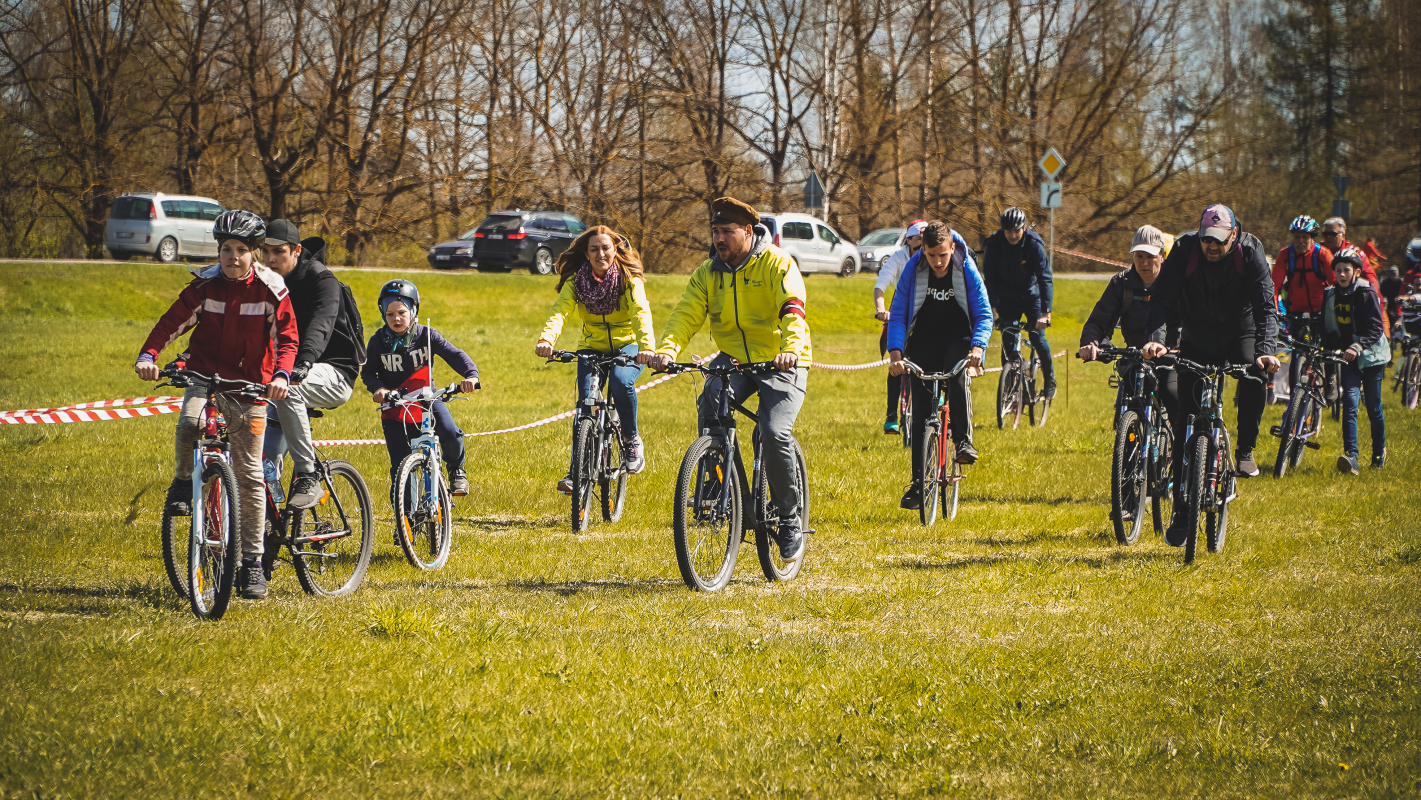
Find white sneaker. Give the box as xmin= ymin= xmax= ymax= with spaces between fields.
xmin=624 ymin=435 xmax=646 ymax=474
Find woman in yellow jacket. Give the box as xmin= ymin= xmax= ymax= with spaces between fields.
xmin=535 ymin=225 xmax=656 ymax=490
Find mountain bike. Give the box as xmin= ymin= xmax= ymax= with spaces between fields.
xmin=1165 ymin=356 xmax=1262 ymax=565
xmin=900 ymin=358 xmax=970 ymax=525
xmin=1271 ymin=335 xmax=1348 ymax=478
xmin=1090 ymin=344 xmax=1174 ymax=545
xmin=1393 ymin=300 xmax=1421 ymax=409
xmin=258 ymin=410 xmax=374 ymax=597
xmin=898 ymin=378 xmax=913 ymax=450
xmin=380 ymin=382 xmax=466 ymax=570
xmin=155 ymin=367 xmax=266 ymax=620
xmin=547 ymin=350 xmax=633 ymax=531
xmin=662 ymin=360 xmax=811 ymax=592
xmin=996 ymin=324 xmax=1050 ymax=429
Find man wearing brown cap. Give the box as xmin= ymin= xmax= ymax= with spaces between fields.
xmin=647 ymin=196 xmax=812 ymax=560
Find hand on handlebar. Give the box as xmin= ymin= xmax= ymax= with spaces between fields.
xmin=460 ymin=377 xmax=479 ymax=392
xmin=888 ymin=350 xmax=907 ymax=376
xmin=265 ymin=375 xmax=289 ymax=401
xmin=135 ymin=361 xmax=160 ymax=381
xmin=372 ymin=387 xmax=389 ymax=404
xmin=874 ymin=310 xmax=890 ymax=323
xmin=1142 ymin=342 xmax=1169 ymax=359
xmin=647 ymin=353 xmax=673 ymax=371
xmin=1341 ymin=348 xmax=1358 ymax=363
xmin=1077 ymin=344 xmax=1099 ymax=362
xmin=773 ymin=353 xmax=798 ymax=371
xmin=534 ymin=340 xmax=553 ymax=359
xmin=1256 ymin=354 xmax=1281 ymax=374
xmin=966 ymin=346 xmax=984 ymax=371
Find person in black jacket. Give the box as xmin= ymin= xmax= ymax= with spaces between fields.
xmin=260 ymin=219 xmax=365 ymax=509
xmin=983 ymin=207 xmax=1056 ymax=397
xmin=1142 ymin=204 xmax=1280 ymax=544
xmin=1322 ymin=248 xmax=1388 ymax=473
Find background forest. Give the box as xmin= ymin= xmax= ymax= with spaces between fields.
xmin=0 ymin=0 xmax=1416 ymax=271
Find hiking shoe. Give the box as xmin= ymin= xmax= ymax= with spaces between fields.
xmin=1164 ymin=510 xmax=1190 ymax=547
xmin=450 ymin=469 xmax=469 ymax=496
xmin=899 ymin=486 xmax=922 ymax=510
xmin=287 ymin=473 xmax=322 ymax=509
xmin=1336 ymin=454 xmax=1359 ymax=475
xmin=623 ymin=435 xmax=646 ymax=474
xmin=164 ymin=477 xmax=191 ymax=517
xmin=240 ymin=557 xmax=268 ymax=600
xmin=883 ymin=420 xmax=900 ymax=435
xmin=556 ymin=476 xmax=573 ymax=495
xmin=776 ymin=517 xmax=805 ymax=561
xmin=1235 ymin=450 xmax=1259 ymax=478
xmin=955 ymin=440 xmax=979 ymax=465
xmin=1371 ymin=450 xmax=1386 ymax=469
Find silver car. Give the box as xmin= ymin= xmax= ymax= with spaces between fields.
xmin=857 ymin=227 xmax=906 ymax=273
xmin=759 ymin=212 xmax=861 ymax=277
xmin=105 ymin=192 xmax=227 ymax=262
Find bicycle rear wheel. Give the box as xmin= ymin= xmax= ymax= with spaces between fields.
xmin=1111 ymin=410 xmax=1148 ymax=545
xmin=919 ymin=422 xmax=942 ymax=525
xmin=755 ymin=436 xmax=808 ymax=582
xmin=1150 ymin=422 xmax=1173 ymax=535
xmin=1183 ymin=434 xmax=1208 ymax=565
xmin=394 ymin=452 xmax=452 ymax=570
xmin=600 ymin=423 xmax=628 ymax=523
xmin=944 ymin=458 xmax=962 ymax=521
xmin=570 ymin=416 xmax=598 ymax=531
xmin=1208 ymin=441 xmax=1234 ymax=554
xmin=188 ymin=461 xmax=240 ymax=620
xmin=293 ymin=460 xmax=374 ymax=597
xmin=1405 ymin=353 xmax=1421 ymax=409
xmin=672 ymin=436 xmax=742 ymax=591
xmin=900 ymin=383 xmax=912 ymax=449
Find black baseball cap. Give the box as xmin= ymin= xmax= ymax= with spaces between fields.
xmin=264 ymin=218 xmax=301 ymax=247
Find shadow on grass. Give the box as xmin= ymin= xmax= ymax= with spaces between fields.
xmin=0 ymin=581 xmax=183 ymax=615
xmin=500 ymin=576 xmax=684 ymax=597
xmin=969 ymin=493 xmax=1093 ymax=507
xmin=884 ymin=548 xmax=1180 ymax=572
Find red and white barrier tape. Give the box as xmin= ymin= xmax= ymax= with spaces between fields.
xmin=0 ymin=404 xmax=182 ymax=425
xmin=1054 ymin=247 xmax=1129 ymax=270
xmin=0 ymin=395 xmax=183 ymax=418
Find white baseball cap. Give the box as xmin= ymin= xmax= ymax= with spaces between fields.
xmin=1130 ymin=225 xmax=1166 ymax=256
xmin=905 ymin=220 xmax=927 ymax=238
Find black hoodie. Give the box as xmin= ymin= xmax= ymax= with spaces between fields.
xmin=282 ymin=236 xmax=362 ymax=380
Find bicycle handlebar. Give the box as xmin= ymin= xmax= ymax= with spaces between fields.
xmin=1087 ymin=343 xmax=1149 ymax=365
xmin=547 ymin=349 xmax=639 ymax=368
xmin=1278 ymin=334 xmax=1350 ymax=363
xmin=899 ymin=358 xmax=971 ymax=381
xmin=1157 ymin=356 xmax=1264 ymax=383
xmin=657 ymin=360 xmax=780 ymax=377
xmin=157 ymin=367 xmax=267 ymax=399
xmin=379 ymin=381 xmax=464 ymax=411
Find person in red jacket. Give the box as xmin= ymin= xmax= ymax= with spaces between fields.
xmin=1273 ymin=215 xmax=1335 ymax=389
xmin=134 ymin=210 xmax=298 ymax=601
xmin=1320 ymin=217 xmax=1388 ymax=337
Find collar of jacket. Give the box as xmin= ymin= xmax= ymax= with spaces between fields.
xmin=710 ymin=224 xmax=771 ymax=274
xmin=382 ymin=323 xmax=424 ymax=350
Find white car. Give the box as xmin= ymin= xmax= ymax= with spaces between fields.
xmin=856 ymin=227 xmax=906 ymax=273
xmin=105 ymin=192 xmax=227 ymax=262
xmin=759 ymin=212 xmax=861 ymax=277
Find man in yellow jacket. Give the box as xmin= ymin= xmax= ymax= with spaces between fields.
xmin=646 ymin=196 xmax=812 ymax=560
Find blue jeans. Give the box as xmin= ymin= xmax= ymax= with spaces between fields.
xmin=577 ymin=344 xmax=643 ymax=438
xmin=998 ymin=310 xmax=1054 ymax=384
xmin=1340 ymin=361 xmax=1385 ymax=460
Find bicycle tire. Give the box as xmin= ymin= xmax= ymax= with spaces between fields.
xmin=755 ymin=436 xmax=808 ymax=582
xmin=919 ymin=422 xmax=941 ymax=525
xmin=1035 ymin=398 xmax=1051 ymax=427
xmin=672 ymin=436 xmax=741 ymax=591
xmin=600 ymin=422 xmax=628 ymax=523
xmin=1208 ymin=444 xmax=1233 ymax=554
xmin=1274 ymin=390 xmax=1306 ymax=478
xmin=1183 ymin=434 xmax=1208 ymax=565
xmin=161 ymin=504 xmax=187 ymax=598
xmin=393 ymin=452 xmax=452 ymax=570
xmin=944 ymin=458 xmax=962 ymax=521
xmin=900 ymin=383 xmax=912 ymax=450
xmin=293 ymin=460 xmax=374 ymax=597
xmin=1111 ymin=410 xmax=1148 ymax=545
xmin=188 ymin=460 xmax=240 ymax=620
xmin=1405 ymin=353 xmax=1421 ymax=409
xmin=570 ymin=416 xmax=597 ymax=532
xmin=995 ymin=364 xmax=1012 ymax=430
xmin=1294 ymin=396 xmax=1317 ymax=470
xmin=1150 ymin=421 xmax=1173 ymax=536
xmin=1026 ymin=357 xmax=1038 ymax=427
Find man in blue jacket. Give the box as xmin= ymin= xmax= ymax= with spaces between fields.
xmin=983 ymin=207 xmax=1056 ymax=397
xmin=887 ymin=221 xmax=993 ymax=510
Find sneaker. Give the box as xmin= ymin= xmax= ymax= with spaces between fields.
xmin=776 ymin=517 xmax=805 ymax=561
xmin=1235 ymin=450 xmax=1259 ymax=478
xmin=1336 ymin=454 xmax=1359 ymax=475
xmin=450 ymin=469 xmax=469 ymax=496
xmin=623 ymin=435 xmax=646 ymax=474
xmin=883 ymin=420 xmax=900 ymax=435
xmin=955 ymin=440 xmax=979 ymax=465
xmin=164 ymin=477 xmax=191 ymax=517
xmin=1043 ymin=377 xmax=1058 ymax=400
xmin=899 ymin=485 xmax=922 ymax=510
xmin=1164 ymin=509 xmax=1190 ymax=547
xmin=240 ymin=557 xmax=268 ymax=600
xmin=286 ymin=473 xmax=322 ymax=509
xmin=1371 ymin=450 xmax=1386 ymax=469
xmin=556 ymin=476 xmax=573 ymax=495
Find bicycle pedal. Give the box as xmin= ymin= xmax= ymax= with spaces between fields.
xmin=803 ymin=528 xmax=816 ymax=535
xmin=1269 ymin=426 xmax=1282 ymax=437
xmin=1304 ymin=440 xmax=1321 ymax=450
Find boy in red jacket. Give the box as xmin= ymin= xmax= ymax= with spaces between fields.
xmin=135 ymin=210 xmax=298 ymax=601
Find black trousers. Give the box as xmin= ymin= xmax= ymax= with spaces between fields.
xmin=881 ymin=324 xmax=902 ymax=422
xmin=907 ymin=339 xmax=972 ymax=485
xmin=1167 ymin=338 xmax=1265 ymax=483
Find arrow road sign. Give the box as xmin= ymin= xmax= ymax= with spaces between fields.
xmin=804 ymin=172 xmax=825 ymax=209
xmin=1040 ymin=182 xmax=1062 ymax=209
xmin=1333 ymin=176 xmax=1351 ymax=198
xmin=1038 ymin=148 xmax=1066 ymax=180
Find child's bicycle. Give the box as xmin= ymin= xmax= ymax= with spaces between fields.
xmin=1271 ymin=335 xmax=1348 ymax=478
xmin=546 ymin=350 xmax=634 ymax=531
xmin=155 ymin=367 xmax=267 ymax=620
xmin=660 ymin=359 xmax=811 ymax=592
xmin=379 ymin=382 xmax=466 ymax=570
xmin=900 ymin=358 xmax=971 ymax=524
xmin=1393 ymin=300 xmax=1421 ymax=409
xmin=996 ymin=324 xmax=1050 ymax=429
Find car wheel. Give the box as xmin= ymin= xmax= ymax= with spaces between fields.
xmin=532 ymin=248 xmax=554 ymax=275
xmin=108 ymin=250 xmax=132 ymax=261
xmin=838 ymin=258 xmax=857 ymax=278
xmin=156 ymin=237 xmax=179 ymax=263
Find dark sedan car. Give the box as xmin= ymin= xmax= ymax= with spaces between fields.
xmin=428 ymin=209 xmax=587 ymax=274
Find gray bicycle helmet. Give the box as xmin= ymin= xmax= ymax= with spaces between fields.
xmin=1000 ymin=207 xmax=1027 ymax=231
xmin=212 ymin=210 xmax=266 ymax=247
xmin=378 ymin=279 xmax=420 ymax=317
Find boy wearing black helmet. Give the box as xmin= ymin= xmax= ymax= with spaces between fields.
xmin=983 ymin=206 xmax=1056 ymax=398
xmin=361 ymin=280 xmax=480 ymax=496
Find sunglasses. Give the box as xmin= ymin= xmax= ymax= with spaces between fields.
xmin=1322 ymin=230 xmax=1342 ymax=237
xmin=1201 ymin=235 xmax=1228 ymax=245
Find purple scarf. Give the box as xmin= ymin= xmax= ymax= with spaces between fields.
xmin=573 ymin=260 xmax=622 ymax=315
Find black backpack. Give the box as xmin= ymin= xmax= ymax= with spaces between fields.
xmin=336 ymin=278 xmax=367 ymax=366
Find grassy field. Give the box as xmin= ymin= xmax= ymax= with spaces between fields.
xmin=0 ymin=262 xmax=1418 ymax=798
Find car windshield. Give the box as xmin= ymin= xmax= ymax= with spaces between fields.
xmin=458 ymin=227 xmax=480 ymax=239
xmin=860 ymin=229 xmax=903 ymax=246
xmin=478 ymin=215 xmax=524 ymax=234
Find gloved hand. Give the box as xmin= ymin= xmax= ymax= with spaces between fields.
xmin=290 ymin=361 xmax=312 ymax=384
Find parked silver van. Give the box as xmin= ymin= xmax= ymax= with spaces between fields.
xmin=105 ymin=192 xmax=227 ymax=262
xmin=758 ymin=212 xmax=861 ymax=277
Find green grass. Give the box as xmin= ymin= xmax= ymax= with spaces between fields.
xmin=0 ymin=263 xmax=1418 ymax=798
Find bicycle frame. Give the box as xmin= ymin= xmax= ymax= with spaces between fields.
xmin=382 ymin=383 xmax=464 ymax=513
xmin=903 ymin=359 xmax=968 ymax=480
xmin=552 ymin=350 xmax=630 ymax=476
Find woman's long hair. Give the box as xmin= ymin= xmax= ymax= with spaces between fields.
xmin=554 ymin=225 xmax=645 ymax=292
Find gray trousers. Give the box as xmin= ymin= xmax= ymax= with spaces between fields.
xmin=176 ymin=388 xmax=267 ymax=557
xmin=263 ymin=363 xmax=355 ymax=476
xmin=696 ymin=353 xmax=807 ymax=517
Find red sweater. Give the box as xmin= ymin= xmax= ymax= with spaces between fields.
xmin=1271 ymin=244 xmax=1334 ymax=314
xmin=139 ymin=264 xmax=298 ymax=391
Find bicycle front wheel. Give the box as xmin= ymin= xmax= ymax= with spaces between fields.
xmin=600 ymin=423 xmax=628 ymax=523
xmin=1111 ymin=410 xmax=1148 ymax=545
xmin=672 ymin=436 xmax=742 ymax=591
xmin=919 ymin=423 xmax=941 ymax=526
xmin=995 ymin=365 xmax=1016 ymax=429
xmin=188 ymin=461 xmax=240 ymax=620
xmin=755 ymin=436 xmax=808 ymax=582
xmin=944 ymin=458 xmax=962 ymax=521
xmin=1183 ymin=434 xmax=1208 ymax=565
xmin=570 ymin=416 xmax=598 ymax=531
xmin=1150 ymin=422 xmax=1174 ymax=536
xmin=1405 ymin=353 xmax=1421 ymax=409
xmin=293 ymin=460 xmax=374 ymax=597
xmin=394 ymin=452 xmax=452 ymax=570
xmin=1293 ymin=396 xmax=1318 ymax=470
xmin=1274 ymin=390 xmax=1305 ymax=478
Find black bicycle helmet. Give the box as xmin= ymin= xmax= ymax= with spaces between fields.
xmin=212 ymin=210 xmax=266 ymax=246
xmin=1000 ymin=207 xmax=1027 ymax=231
xmin=378 ymin=279 xmax=420 ymax=317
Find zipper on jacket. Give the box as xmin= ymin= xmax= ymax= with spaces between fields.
xmin=730 ymin=268 xmax=752 ymax=362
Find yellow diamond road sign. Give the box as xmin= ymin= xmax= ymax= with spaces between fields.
xmin=1038 ymin=148 xmax=1066 ymax=180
